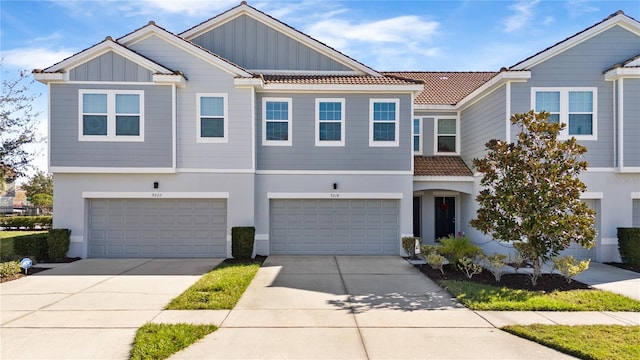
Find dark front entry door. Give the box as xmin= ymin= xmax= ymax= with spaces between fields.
xmin=435 ymin=196 xmax=455 ymax=240
xmin=413 ymin=196 xmax=421 ymax=237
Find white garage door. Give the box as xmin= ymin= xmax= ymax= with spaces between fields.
xmin=88 ymin=199 xmax=227 ymax=258
xmin=270 ymin=199 xmax=399 ymax=255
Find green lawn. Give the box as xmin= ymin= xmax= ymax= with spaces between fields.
xmin=0 ymin=231 xmax=47 ymax=260
xmin=503 ymin=325 xmax=640 ymax=360
xmin=165 ymin=260 xmax=261 ymax=310
xmin=129 ymin=323 xmax=217 ymax=360
xmin=440 ymin=280 xmax=640 ymax=311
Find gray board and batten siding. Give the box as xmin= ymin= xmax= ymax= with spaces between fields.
xmin=270 ymin=199 xmax=400 ymax=255
xmin=510 ymin=25 xmax=640 ymax=168
xmin=623 ymin=78 xmax=640 ymax=167
xmin=49 ymin=83 xmax=173 ymax=168
xmin=256 ymin=93 xmax=413 ymax=171
xmin=87 ymin=199 xmax=227 ymax=258
xmin=189 ymin=14 xmax=353 ymax=71
xmin=69 ymin=51 xmax=152 ymax=82
xmin=128 ymin=34 xmax=254 ymax=170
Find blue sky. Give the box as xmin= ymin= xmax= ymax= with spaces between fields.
xmin=1 ymin=0 xmax=639 ymax=176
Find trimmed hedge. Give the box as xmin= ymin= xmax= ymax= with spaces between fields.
xmin=618 ymin=228 xmax=640 ymax=266
xmin=12 ymin=233 xmax=49 ymax=261
xmin=0 ymin=216 xmax=52 ymax=230
xmin=231 ymin=226 xmax=254 ymax=259
xmin=48 ymin=229 xmax=71 ymax=261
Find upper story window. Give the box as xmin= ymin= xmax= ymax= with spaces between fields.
xmin=370 ymin=99 xmax=399 ymax=147
xmin=263 ymin=97 xmax=292 ymax=146
xmin=197 ymin=93 xmax=228 ymax=143
xmin=79 ymin=89 xmax=144 ymax=142
xmin=316 ymin=98 xmax=345 ymax=146
xmin=435 ymin=117 xmax=458 ymax=154
xmin=533 ymin=87 xmax=597 ymax=140
xmin=413 ymin=118 xmax=422 ymax=154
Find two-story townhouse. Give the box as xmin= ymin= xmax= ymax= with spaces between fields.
xmin=390 ymin=11 xmax=640 ymax=263
xmin=34 ymin=2 xmax=422 ymax=258
xmin=35 ymin=3 xmax=639 ymax=262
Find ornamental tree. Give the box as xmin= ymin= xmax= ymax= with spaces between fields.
xmin=470 ymin=110 xmax=596 ymax=285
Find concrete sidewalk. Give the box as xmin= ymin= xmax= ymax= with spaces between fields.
xmin=169 ymin=256 xmax=583 ymax=359
xmin=0 ymin=258 xmax=223 ymax=360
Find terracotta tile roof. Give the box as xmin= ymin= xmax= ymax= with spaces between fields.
xmin=383 ymin=72 xmax=498 ymax=105
xmin=261 ymin=74 xmax=423 ymax=85
xmin=414 ymin=156 xmax=473 ymax=177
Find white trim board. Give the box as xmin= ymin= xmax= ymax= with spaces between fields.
xmin=267 ymin=192 xmax=403 ymax=199
xmin=413 ymin=176 xmax=474 ymax=182
xmin=50 ymin=167 xmax=175 ymax=174
xmin=581 ymin=192 xmax=604 ymax=199
xmin=631 ymin=192 xmax=640 ymax=199
xmin=256 ymin=170 xmax=413 ymax=175
xmin=82 ymin=192 xmax=229 ymax=199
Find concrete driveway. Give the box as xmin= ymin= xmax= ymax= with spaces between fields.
xmin=172 ymin=256 xmax=574 ymax=359
xmin=0 ymin=258 xmax=223 ymax=360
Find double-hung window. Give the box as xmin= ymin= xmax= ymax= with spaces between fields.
xmin=197 ymin=93 xmax=227 ymax=143
xmin=263 ymin=97 xmax=292 ymax=146
xmin=435 ymin=117 xmax=458 ymax=154
xmin=533 ymin=87 xmax=597 ymax=140
xmin=316 ymin=98 xmax=345 ymax=146
xmin=413 ymin=118 xmax=422 ymax=154
xmin=370 ymin=99 xmax=399 ymax=147
xmin=79 ymin=89 xmax=143 ymax=141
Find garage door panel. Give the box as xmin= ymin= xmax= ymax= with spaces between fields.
xmin=88 ymin=199 xmax=226 ymax=258
xmin=270 ymin=199 xmax=398 ymax=255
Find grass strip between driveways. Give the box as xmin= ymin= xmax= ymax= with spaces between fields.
xmin=130 ymin=323 xmax=217 ymax=360
xmin=440 ymin=280 xmax=640 ymax=311
xmin=165 ymin=260 xmax=261 ymax=310
xmin=503 ymin=324 xmax=640 ymax=360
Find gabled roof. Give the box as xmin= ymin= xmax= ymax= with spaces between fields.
xmin=38 ymin=36 xmax=175 ymax=75
xmin=179 ymin=1 xmax=380 ymax=76
xmin=511 ymin=10 xmax=640 ymax=70
xmin=384 ymin=72 xmax=498 ymax=105
xmin=118 ymin=21 xmax=253 ymax=78
xmin=414 ymin=156 xmax=473 ymax=177
xmin=604 ymin=52 xmax=640 ymax=80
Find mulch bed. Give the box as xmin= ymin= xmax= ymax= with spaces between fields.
xmin=0 ymin=257 xmax=82 ymax=283
xmin=415 ymin=262 xmax=591 ymax=292
xmin=604 ymin=262 xmax=640 ymax=273
xmin=223 ymin=255 xmax=267 ymax=265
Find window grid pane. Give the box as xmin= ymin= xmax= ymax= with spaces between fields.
xmin=201 ymin=118 xmax=224 ymax=138
xmin=568 ymin=114 xmax=592 ymax=135
xmin=438 ymin=119 xmax=456 ymax=135
xmin=373 ymin=102 xmax=396 ymax=121
xmin=319 ymin=102 xmax=341 ymax=121
xmin=201 ymin=97 xmax=224 ymax=117
xmin=535 ymin=91 xmax=560 ymax=112
xmin=438 ymin=136 xmax=456 ymax=153
xmin=373 ymin=123 xmax=395 ymax=141
xmin=116 ymin=94 xmax=140 ymax=114
xmin=116 ymin=116 xmax=140 ymax=136
xmin=413 ymin=135 xmax=420 ymax=152
xmin=266 ymin=101 xmax=288 ymax=121
xmin=266 ymin=121 xmax=288 ymax=141
xmin=319 ymin=122 xmax=341 ymax=141
xmin=83 ymin=115 xmax=107 ymax=135
xmin=569 ymin=91 xmax=593 ymax=112
xmin=83 ymin=94 xmax=107 ymax=113
xmin=413 ymin=119 xmax=420 ymax=134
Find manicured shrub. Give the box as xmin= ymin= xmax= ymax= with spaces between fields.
xmin=617 ymin=228 xmax=640 ymax=266
xmin=458 ymin=255 xmax=483 ymax=279
xmin=231 ymin=226 xmax=254 ymax=259
xmin=438 ymin=234 xmax=483 ymax=266
xmin=0 ymin=261 xmax=22 ymax=278
xmin=425 ymin=253 xmax=446 ymax=274
xmin=402 ymin=237 xmax=420 ymax=257
xmin=47 ymin=229 xmax=71 ymax=261
xmin=552 ymin=255 xmax=590 ymax=283
xmin=12 ymin=233 xmax=49 ymax=261
xmin=0 ymin=216 xmax=52 ymax=230
xmin=482 ymin=253 xmax=508 ymax=282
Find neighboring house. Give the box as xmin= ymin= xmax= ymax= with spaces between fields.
xmin=34 ymin=3 xmax=640 ymax=262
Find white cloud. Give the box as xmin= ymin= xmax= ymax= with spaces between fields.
xmin=134 ymin=0 xmax=239 ymax=17
xmin=2 ymin=47 xmax=75 ymax=70
xmin=565 ymin=0 xmax=599 ymax=18
xmin=504 ymin=0 xmax=540 ymax=33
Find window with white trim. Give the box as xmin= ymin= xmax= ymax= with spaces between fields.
xmin=435 ymin=117 xmax=458 ymax=154
xmin=197 ymin=93 xmax=227 ymax=143
xmin=413 ymin=118 xmax=422 ymax=154
xmin=79 ymin=90 xmax=144 ymax=141
xmin=315 ymin=98 xmax=345 ymax=146
xmin=262 ymin=97 xmax=292 ymax=146
xmin=533 ymin=87 xmax=597 ymax=140
xmin=370 ymin=99 xmax=399 ymax=147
